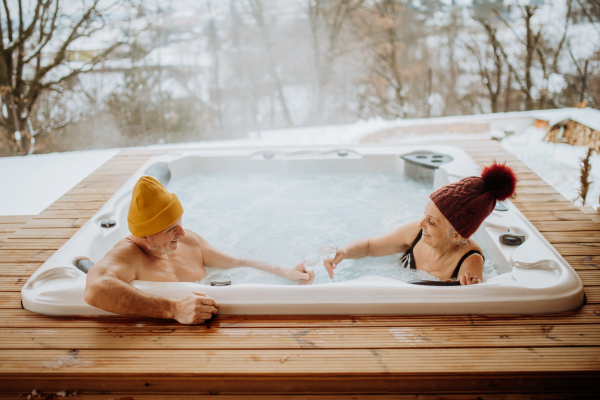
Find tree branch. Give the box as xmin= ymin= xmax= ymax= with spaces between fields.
xmin=551 ymin=0 xmax=572 ymax=73
xmin=24 ymin=0 xmax=59 ymax=64
xmin=491 ymin=8 xmax=525 ymax=46
xmin=3 ymin=0 xmax=13 ymax=42
xmin=40 ymin=40 xmax=124 ymax=90
xmin=5 ymin=0 xmax=43 ymax=53
xmin=34 ymin=0 xmax=101 ymax=83
xmin=576 ymin=0 xmax=600 ymax=35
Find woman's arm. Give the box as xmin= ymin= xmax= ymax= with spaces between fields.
xmin=455 ymin=255 xmax=485 ymax=285
xmin=324 ymin=221 xmax=422 ymax=279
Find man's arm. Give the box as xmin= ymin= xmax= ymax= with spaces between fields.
xmin=191 ymin=231 xmax=313 ymax=284
xmin=84 ymin=248 xmax=218 ymax=324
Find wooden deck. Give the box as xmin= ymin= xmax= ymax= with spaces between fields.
xmin=1 ymin=141 xmax=599 ymax=397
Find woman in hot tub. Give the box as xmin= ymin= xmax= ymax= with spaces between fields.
xmin=324 ymin=162 xmax=517 ymax=285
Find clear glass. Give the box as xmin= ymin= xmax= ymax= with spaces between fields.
xmin=319 ymin=235 xmax=338 ymax=263
xmin=301 ymin=244 xmax=320 ymax=272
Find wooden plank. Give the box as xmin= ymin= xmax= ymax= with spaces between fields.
xmin=579 ymin=206 xmax=600 ymax=225
xmin=541 ymin=232 xmax=600 ymax=244
xmin=0 ymin=239 xmax=67 ymax=250
xmin=527 ymin=222 xmax=600 ymax=232
xmin=0 ymin=250 xmax=53 ymax=263
xmin=0 ymin=216 xmax=34 ymax=224
xmin=1 ymin=324 xmax=599 ymax=350
xmin=564 ymin=256 xmax=600 ymax=270
xmin=2 ymin=306 xmax=600 ymax=329
xmin=66 ymin=187 xmax=123 ymax=195
xmin=552 ymin=243 xmax=600 ymax=256
xmin=515 ymin=186 xmax=562 ymax=195
xmin=56 ymin=194 xmax=112 ymax=202
xmin=0 ymin=263 xmax=42 ymax=276
xmin=74 ymin=180 xmax=129 ymax=189
xmin=0 ymin=277 xmax=27 ymax=291
xmin=23 ymin=218 xmax=90 ymax=229
xmin=1 ymin=347 xmax=599 ymax=374
xmin=0 ymin=293 xmax=21 ymax=309
xmin=514 ymin=203 xmax=581 ymax=212
xmin=35 ymin=209 xmax=98 ymax=219
xmin=8 ymin=228 xmax=80 ymax=239
xmin=0 ymin=224 xmax=26 ymax=234
xmin=514 ymin=179 xmax=553 ymax=187
xmin=512 ymin=194 xmax=570 ymax=203
xmin=585 ymin=287 xmax=600 ymax=303
xmin=522 ymin=211 xmax=594 ymax=222
xmin=83 ymin=168 xmax=142 ymax=176
xmin=578 ymin=271 xmax=600 ymax=286
xmin=45 ymin=202 xmax=109 ymax=211
xmin=579 ymin=206 xmax=599 ymax=216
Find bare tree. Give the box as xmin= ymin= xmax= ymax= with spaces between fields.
xmin=354 ymin=0 xmax=434 ymax=118
xmin=0 ymin=0 xmax=139 ymax=156
xmin=247 ymin=0 xmax=293 ymax=127
xmin=308 ymin=0 xmax=363 ymax=124
xmin=466 ymin=19 xmax=505 ymax=112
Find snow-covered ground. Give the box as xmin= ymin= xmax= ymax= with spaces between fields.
xmin=501 ymin=127 xmax=600 ymax=209
xmin=0 ymin=149 xmax=119 ymax=216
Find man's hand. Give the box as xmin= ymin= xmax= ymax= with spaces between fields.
xmin=173 ymin=292 xmax=219 ymax=325
xmin=324 ymin=248 xmax=346 ymax=280
xmin=459 ymin=271 xmax=482 ymax=285
xmin=285 ymin=262 xmax=315 ymax=285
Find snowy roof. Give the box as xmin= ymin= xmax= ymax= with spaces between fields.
xmin=531 ymin=108 xmax=600 ymax=133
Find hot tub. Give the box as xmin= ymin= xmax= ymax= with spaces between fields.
xmin=21 ymin=145 xmax=584 ymax=315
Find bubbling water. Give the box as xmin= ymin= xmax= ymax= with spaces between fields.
xmin=169 ymin=172 xmax=499 ymax=285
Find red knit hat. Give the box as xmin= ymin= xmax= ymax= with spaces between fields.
xmin=430 ymin=162 xmax=517 ymax=238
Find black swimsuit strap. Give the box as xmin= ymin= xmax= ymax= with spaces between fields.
xmin=400 ymin=231 xmax=422 ymax=270
xmin=411 ymin=230 xmax=423 ymax=247
xmin=451 ymin=250 xmax=484 ymax=279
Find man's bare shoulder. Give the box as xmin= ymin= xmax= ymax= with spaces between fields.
xmin=110 ymin=237 xmax=146 ymax=258
xmin=91 ymin=237 xmax=144 ymax=281
xmin=181 ymin=229 xmax=208 ymax=246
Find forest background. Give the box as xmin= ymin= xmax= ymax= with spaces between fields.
xmin=0 ymin=0 xmax=598 ymax=156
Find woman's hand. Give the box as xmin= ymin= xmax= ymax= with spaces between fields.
xmin=285 ymin=262 xmax=315 ymax=285
xmin=459 ymin=271 xmax=482 ymax=285
xmin=324 ymin=248 xmax=347 ymax=280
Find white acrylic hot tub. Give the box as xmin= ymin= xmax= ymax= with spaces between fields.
xmin=21 ymin=145 xmax=584 ymax=315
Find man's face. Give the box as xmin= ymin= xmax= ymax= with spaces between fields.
xmin=145 ymin=218 xmax=185 ymax=254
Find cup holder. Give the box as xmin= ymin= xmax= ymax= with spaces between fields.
xmin=499 ymin=228 xmax=527 ymax=246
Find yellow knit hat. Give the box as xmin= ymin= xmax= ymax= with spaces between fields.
xmin=127 ymin=176 xmax=184 ymax=237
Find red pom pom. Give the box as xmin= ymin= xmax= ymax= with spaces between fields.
xmin=481 ymin=162 xmax=517 ymax=201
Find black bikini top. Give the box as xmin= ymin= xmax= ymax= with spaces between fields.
xmin=399 ymin=230 xmax=484 ymax=279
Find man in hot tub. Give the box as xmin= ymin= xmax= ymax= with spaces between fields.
xmin=84 ymin=176 xmax=314 ymax=325
xmin=323 ymin=162 xmax=517 ymax=285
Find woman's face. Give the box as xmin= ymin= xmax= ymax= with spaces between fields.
xmin=418 ymin=199 xmax=454 ymax=247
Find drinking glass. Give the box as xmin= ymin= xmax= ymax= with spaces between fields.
xmin=319 ymin=235 xmax=338 ymax=264
xmin=301 ymin=244 xmax=320 ymax=272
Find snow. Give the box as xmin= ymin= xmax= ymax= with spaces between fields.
xmin=531 ymin=108 xmax=600 ymax=133
xmin=0 ymin=149 xmax=119 ymax=216
xmin=501 ymin=126 xmax=600 ymax=208
xmin=1 ymin=109 xmax=599 ymax=216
